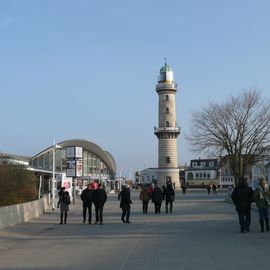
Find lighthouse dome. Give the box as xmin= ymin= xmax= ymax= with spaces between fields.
xmin=158 ymin=62 xmax=174 ymax=83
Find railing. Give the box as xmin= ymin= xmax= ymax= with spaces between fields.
xmin=156 ymin=82 xmax=177 ymax=91
xmin=154 ymin=126 xmax=180 ymax=133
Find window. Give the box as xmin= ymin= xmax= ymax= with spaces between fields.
xmin=166 ymin=108 xmax=169 ymax=114
xmin=166 ymin=95 xmax=169 ymax=101
xmin=166 ymin=121 xmax=170 ymax=127
xmin=187 ymin=172 xmax=194 ymax=180
xmin=166 ymin=156 xmax=170 ymax=163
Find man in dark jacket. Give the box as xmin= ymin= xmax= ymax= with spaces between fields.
xmin=80 ymin=184 xmax=94 ymax=224
xmin=231 ymin=178 xmax=253 ymax=233
xmin=152 ymin=185 xmax=163 ymax=214
xmin=118 ymin=185 xmax=132 ymax=223
xmin=163 ymin=184 xmax=175 ymax=214
xmin=92 ymin=183 xmax=107 ymax=225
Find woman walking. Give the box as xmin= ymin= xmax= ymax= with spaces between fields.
xmin=57 ymin=187 xmax=71 ymax=224
xmin=140 ymin=187 xmax=151 ymax=214
xmin=253 ymin=177 xmax=270 ymax=232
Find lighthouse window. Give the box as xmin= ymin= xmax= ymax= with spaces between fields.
xmin=166 ymin=121 xmax=170 ymax=127
xmin=166 ymin=108 xmax=169 ymax=114
xmin=166 ymin=95 xmax=169 ymax=101
xmin=166 ymin=156 xmax=171 ymax=164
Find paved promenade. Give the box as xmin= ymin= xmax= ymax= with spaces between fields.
xmin=0 ymin=191 xmax=268 ymax=270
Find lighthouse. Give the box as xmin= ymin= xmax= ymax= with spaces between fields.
xmin=154 ymin=61 xmax=180 ymax=190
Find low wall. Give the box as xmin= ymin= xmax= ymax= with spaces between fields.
xmin=0 ymin=196 xmax=49 ymax=230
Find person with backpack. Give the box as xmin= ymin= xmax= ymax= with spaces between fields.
xmin=163 ymin=184 xmax=175 ymax=213
xmin=80 ymin=183 xmax=94 ymax=224
xmin=92 ymin=183 xmax=107 ymax=225
xmin=57 ymin=187 xmax=71 ymax=225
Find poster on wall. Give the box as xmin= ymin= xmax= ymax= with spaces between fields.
xmin=75 ymin=147 xmax=83 ymax=159
xmin=76 ymin=159 xmax=83 ymax=177
xmin=56 ymin=174 xmax=73 ymax=198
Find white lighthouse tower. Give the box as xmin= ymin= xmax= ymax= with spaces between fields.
xmin=154 ymin=61 xmax=180 ymax=190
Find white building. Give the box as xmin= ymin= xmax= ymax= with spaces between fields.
xmin=139 ymin=168 xmax=157 ymax=186
xmin=185 ymin=158 xmax=218 ymax=186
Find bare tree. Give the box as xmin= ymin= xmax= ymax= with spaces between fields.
xmin=187 ymin=89 xmax=270 ymax=185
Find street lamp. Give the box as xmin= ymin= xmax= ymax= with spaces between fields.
xmin=219 ymin=169 xmax=222 ymax=189
xmin=119 ymin=166 xmax=123 ymax=190
xmin=52 ymin=140 xmax=62 ymax=210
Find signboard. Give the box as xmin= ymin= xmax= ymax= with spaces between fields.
xmin=75 ymin=147 xmax=83 ymax=159
xmin=76 ymin=159 xmax=83 ymax=177
xmin=66 ymin=147 xmax=75 ymax=159
xmin=66 ymin=160 xmax=76 ymax=177
xmin=66 ymin=146 xmax=83 ymax=159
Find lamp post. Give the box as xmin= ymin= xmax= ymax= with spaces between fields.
xmin=119 ymin=166 xmax=123 ymax=190
xmin=52 ymin=140 xmax=62 ymax=210
xmin=219 ymin=169 xmax=222 ymax=189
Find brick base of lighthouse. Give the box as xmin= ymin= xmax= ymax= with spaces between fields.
xmin=157 ymin=168 xmax=180 ymax=190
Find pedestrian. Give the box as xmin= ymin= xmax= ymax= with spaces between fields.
xmin=80 ymin=183 xmax=94 ymax=224
xmin=253 ymin=177 xmax=270 ymax=232
xmin=181 ymin=184 xmax=186 ymax=194
xmin=57 ymin=187 xmax=71 ymax=225
xmin=212 ymin=184 xmax=217 ymax=194
xmin=139 ymin=187 xmax=151 ymax=214
xmin=163 ymin=184 xmax=175 ymax=213
xmin=207 ymin=185 xmax=211 ymax=195
xmin=151 ymin=184 xmax=163 ymax=214
xmin=118 ymin=185 xmax=132 ymax=223
xmin=231 ymin=178 xmax=253 ymax=233
xmin=92 ymin=183 xmax=107 ymax=225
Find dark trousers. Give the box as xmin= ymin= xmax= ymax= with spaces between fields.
xmin=154 ymin=202 xmax=161 ymax=214
xmin=238 ymin=211 xmax=251 ymax=230
xmin=83 ymin=204 xmax=92 ymax=223
xmin=165 ymin=201 xmax=173 ymax=213
xmin=94 ymin=203 xmax=104 ymax=223
xmin=142 ymin=201 xmax=149 ymax=214
xmin=60 ymin=211 xmax=67 ymax=224
xmin=258 ymin=207 xmax=269 ymax=222
xmin=121 ymin=208 xmax=130 ymax=222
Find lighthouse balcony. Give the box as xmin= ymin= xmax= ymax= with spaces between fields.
xmin=156 ymin=82 xmax=177 ymax=92
xmin=154 ymin=126 xmax=180 ymax=134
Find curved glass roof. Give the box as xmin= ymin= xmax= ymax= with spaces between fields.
xmin=29 ymin=139 xmax=116 ymax=175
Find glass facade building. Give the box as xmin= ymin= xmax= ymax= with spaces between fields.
xmin=29 ymin=139 xmax=116 ymax=182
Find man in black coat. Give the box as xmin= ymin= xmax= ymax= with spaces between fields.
xmin=163 ymin=184 xmax=175 ymax=214
xmin=80 ymin=184 xmax=94 ymax=224
xmin=231 ymin=178 xmax=253 ymax=233
xmin=151 ymin=185 xmax=163 ymax=214
xmin=92 ymin=183 xmax=107 ymax=225
xmin=118 ymin=185 xmax=132 ymax=223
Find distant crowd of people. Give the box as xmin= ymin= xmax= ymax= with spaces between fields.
xmin=57 ymin=183 xmax=107 ymax=225
xmin=57 ymin=182 xmax=175 ymax=225
xmin=57 ymin=178 xmax=270 ymax=234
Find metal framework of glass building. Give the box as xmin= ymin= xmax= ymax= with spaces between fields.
xmin=29 ymin=139 xmax=116 ymax=181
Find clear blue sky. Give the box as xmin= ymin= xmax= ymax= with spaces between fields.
xmin=1 ymin=0 xmax=270 ymax=178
